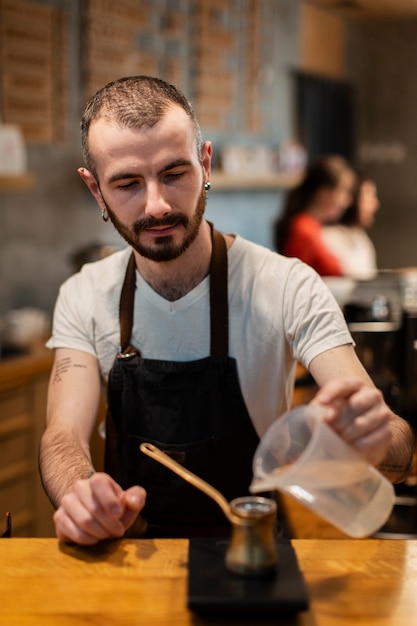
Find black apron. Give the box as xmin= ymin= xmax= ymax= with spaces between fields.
xmin=105 ymin=226 xmax=261 ymax=537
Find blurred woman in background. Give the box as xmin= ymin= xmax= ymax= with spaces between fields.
xmin=274 ymin=155 xmax=356 ymax=276
xmin=322 ymin=174 xmax=380 ymax=281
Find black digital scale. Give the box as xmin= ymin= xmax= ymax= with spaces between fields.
xmin=187 ymin=537 xmax=309 ymax=617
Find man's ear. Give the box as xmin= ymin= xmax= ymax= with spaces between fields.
xmin=78 ymin=167 xmax=107 ymax=211
xmin=201 ymin=141 xmax=212 ymax=182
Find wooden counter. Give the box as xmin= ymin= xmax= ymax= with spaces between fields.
xmin=0 ymin=537 xmax=415 ymax=625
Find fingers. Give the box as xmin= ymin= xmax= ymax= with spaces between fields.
xmin=120 ymin=486 xmax=147 ymax=528
xmin=347 ymin=419 xmax=392 ymax=466
xmin=310 ymin=377 xmax=392 ymax=466
xmin=55 ymin=473 xmax=125 ymax=545
xmin=123 ymin=486 xmax=147 ymax=511
xmin=54 ymin=507 xmax=111 ymax=545
xmin=312 ymin=377 xmax=366 ymax=416
xmin=54 ymin=473 xmax=146 ymax=545
xmin=312 ymin=377 xmax=386 ymax=429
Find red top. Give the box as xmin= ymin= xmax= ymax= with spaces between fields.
xmin=282 ymin=213 xmax=343 ymax=276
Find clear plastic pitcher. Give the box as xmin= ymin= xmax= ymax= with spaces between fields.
xmin=250 ymin=404 xmax=395 ymax=538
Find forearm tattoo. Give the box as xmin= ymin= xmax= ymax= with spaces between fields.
xmin=52 ymin=356 xmax=87 ymax=384
xmin=377 ymin=461 xmax=414 ymax=481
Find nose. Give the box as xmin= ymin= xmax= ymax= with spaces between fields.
xmin=144 ymin=181 xmax=171 ymax=219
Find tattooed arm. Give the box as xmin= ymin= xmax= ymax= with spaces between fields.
xmin=40 ymin=348 xmax=101 ymax=506
xmin=39 ymin=348 xmax=146 ymax=544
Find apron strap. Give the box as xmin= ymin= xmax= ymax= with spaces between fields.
xmin=209 ymin=224 xmax=229 ymax=356
xmin=119 ymin=252 xmax=137 ymax=354
xmin=119 ymin=222 xmax=229 ymax=356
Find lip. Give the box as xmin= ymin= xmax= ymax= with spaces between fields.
xmin=146 ymin=224 xmax=178 ymax=236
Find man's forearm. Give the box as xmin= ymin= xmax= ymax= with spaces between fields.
xmin=39 ymin=429 xmax=95 ymax=509
xmin=377 ymin=415 xmax=415 ymax=483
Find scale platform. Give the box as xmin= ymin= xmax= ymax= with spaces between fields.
xmin=187 ymin=537 xmax=309 ymax=617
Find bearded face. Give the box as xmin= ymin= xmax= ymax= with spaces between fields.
xmin=104 ymin=185 xmax=207 ymax=262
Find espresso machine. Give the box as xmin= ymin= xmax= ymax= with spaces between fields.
xmin=397 ymin=271 xmax=417 ymax=430
xmin=342 ymin=274 xmax=404 ymax=416
xmin=342 ymin=271 xmax=417 ymax=537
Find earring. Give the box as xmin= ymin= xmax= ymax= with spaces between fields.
xmin=101 ymin=208 xmax=109 ymax=222
xmin=204 ymin=181 xmax=211 ymax=191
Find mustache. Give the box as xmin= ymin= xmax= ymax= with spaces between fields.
xmin=133 ymin=213 xmax=189 ymax=234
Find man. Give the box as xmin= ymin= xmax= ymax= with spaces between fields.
xmin=40 ymin=76 xmax=414 ymax=545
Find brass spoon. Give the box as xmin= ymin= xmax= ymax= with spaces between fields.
xmin=140 ymin=442 xmax=242 ymax=524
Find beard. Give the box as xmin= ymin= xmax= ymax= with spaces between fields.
xmin=104 ymin=187 xmax=207 ymax=262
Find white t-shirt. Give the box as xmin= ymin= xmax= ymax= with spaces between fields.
xmin=322 ymin=225 xmax=378 ymax=281
xmin=47 ymin=234 xmax=352 ymax=437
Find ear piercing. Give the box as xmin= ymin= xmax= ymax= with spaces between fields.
xmin=204 ymin=181 xmax=211 ymax=191
xmin=101 ymin=208 xmax=109 ymax=222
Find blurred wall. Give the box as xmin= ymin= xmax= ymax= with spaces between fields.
xmin=2 ymin=1 xmax=417 ymax=320
xmin=298 ymin=2 xmax=346 ymax=78
xmin=349 ymin=19 xmax=417 ymax=270
xmin=0 ymin=0 xmax=299 ymax=317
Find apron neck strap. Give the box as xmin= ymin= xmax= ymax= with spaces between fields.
xmin=119 ymin=222 xmax=229 ymax=356
xmin=119 ymin=252 xmax=137 ymax=354
xmin=209 ymin=223 xmax=229 ymax=356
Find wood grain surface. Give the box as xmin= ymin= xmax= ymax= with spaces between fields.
xmin=0 ymin=538 xmax=416 ymax=625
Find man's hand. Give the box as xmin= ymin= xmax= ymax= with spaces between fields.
xmin=53 ymin=472 xmax=146 ymax=545
xmin=310 ymin=377 xmax=392 ymax=467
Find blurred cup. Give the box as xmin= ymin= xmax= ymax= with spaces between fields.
xmin=5 ymin=307 xmax=50 ymax=343
xmin=250 ymin=404 xmax=395 ymax=538
xmin=400 ymin=269 xmax=417 ymax=312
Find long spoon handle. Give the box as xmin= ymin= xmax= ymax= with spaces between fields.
xmin=139 ymin=442 xmax=235 ymax=523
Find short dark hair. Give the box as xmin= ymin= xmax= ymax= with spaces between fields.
xmin=81 ymin=75 xmax=203 ymax=176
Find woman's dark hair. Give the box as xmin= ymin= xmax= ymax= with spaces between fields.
xmin=273 ymin=154 xmax=353 ymax=252
xmin=339 ymin=173 xmax=373 ymax=226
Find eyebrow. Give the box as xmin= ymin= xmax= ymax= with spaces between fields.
xmin=106 ymin=158 xmax=193 ymax=185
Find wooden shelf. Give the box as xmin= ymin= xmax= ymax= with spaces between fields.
xmin=0 ymin=174 xmax=35 ymax=191
xmin=210 ymin=170 xmax=302 ymax=191
xmin=0 ymin=342 xmax=53 ymax=394
xmin=0 ymin=341 xmax=55 ymax=537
